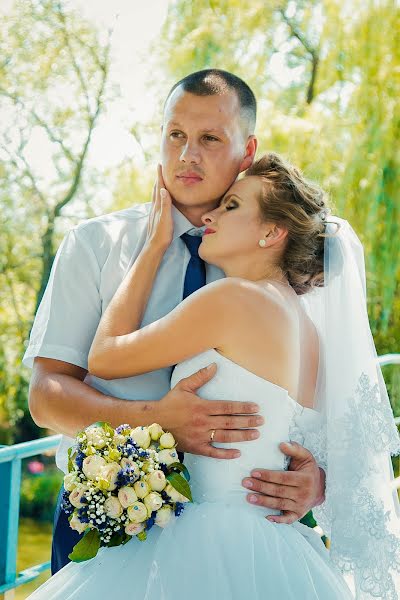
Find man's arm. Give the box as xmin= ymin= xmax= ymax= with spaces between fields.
xmin=30 ymin=358 xmax=263 ymax=460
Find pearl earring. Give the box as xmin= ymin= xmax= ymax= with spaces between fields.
xmin=258 ymin=239 xmax=266 ymax=247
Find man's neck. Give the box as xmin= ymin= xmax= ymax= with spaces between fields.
xmin=172 ymin=200 xmax=219 ymax=227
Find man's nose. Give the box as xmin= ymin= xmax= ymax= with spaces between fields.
xmin=180 ymin=141 xmax=201 ymax=164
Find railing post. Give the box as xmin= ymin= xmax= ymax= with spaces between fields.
xmin=0 ymin=457 xmax=21 ymax=598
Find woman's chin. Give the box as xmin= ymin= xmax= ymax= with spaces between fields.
xmin=199 ymin=244 xmax=220 ymax=268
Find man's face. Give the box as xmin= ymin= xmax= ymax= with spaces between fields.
xmin=160 ymin=88 xmax=251 ymax=214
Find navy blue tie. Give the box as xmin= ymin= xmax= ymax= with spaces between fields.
xmin=181 ymin=232 xmax=206 ymax=299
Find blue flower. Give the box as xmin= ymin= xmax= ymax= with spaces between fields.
xmin=77 ymin=506 xmax=90 ymax=523
xmin=159 ymin=463 xmax=169 ymax=476
xmin=161 ymin=490 xmax=173 ymax=506
xmin=145 ymin=510 xmax=157 ymax=531
xmin=75 ymin=450 xmax=85 ymax=470
xmin=115 ymin=424 xmax=131 ymax=434
xmin=118 ymin=437 xmax=140 ymax=458
xmin=61 ymin=490 xmax=74 ymax=516
xmin=116 ymin=466 xmax=139 ymax=487
xmin=174 ymin=502 xmax=185 ymax=517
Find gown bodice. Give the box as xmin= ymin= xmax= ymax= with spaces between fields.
xmin=171 ymin=348 xmax=317 ymax=513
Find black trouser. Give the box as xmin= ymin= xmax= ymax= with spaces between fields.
xmin=51 ymin=486 xmax=83 ymax=574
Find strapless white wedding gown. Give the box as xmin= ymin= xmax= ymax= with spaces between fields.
xmin=28 ymin=349 xmax=352 ymax=599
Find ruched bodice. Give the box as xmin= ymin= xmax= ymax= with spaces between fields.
xmin=171 ymin=349 xmax=313 ymax=514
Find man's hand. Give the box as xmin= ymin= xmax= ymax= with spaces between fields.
xmin=158 ymin=363 xmax=264 ymax=459
xmin=242 ymin=441 xmax=325 ymax=524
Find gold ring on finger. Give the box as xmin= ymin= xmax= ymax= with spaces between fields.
xmin=210 ymin=429 xmax=216 ymax=442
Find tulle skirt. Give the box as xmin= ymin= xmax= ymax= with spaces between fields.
xmin=28 ymin=501 xmax=353 ymax=600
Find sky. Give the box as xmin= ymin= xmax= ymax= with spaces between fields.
xmin=2 ymin=0 xmax=170 ymax=197
xmin=68 ymin=0 xmax=169 ymax=169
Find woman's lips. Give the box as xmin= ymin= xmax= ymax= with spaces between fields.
xmin=204 ymin=228 xmax=216 ymax=235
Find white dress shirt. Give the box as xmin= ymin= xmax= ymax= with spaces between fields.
xmin=23 ymin=202 xmax=225 ymax=471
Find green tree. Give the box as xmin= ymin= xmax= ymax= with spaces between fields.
xmin=0 ymin=0 xmax=112 ymax=442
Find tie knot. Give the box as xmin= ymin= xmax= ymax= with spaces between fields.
xmin=181 ymin=232 xmax=203 ymax=257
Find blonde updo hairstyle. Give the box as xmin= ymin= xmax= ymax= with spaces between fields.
xmin=245 ymin=152 xmax=330 ymax=295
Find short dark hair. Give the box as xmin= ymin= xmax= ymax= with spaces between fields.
xmin=164 ymin=69 xmax=257 ymax=134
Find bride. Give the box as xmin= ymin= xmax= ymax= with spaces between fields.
xmin=28 ymin=153 xmax=399 ymax=599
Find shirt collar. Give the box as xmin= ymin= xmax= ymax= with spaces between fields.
xmin=172 ymin=205 xmax=206 ymax=241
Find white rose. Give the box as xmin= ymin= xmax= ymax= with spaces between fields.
xmin=85 ymin=426 xmax=107 ymax=449
xmin=113 ymin=433 xmax=127 ymax=446
xmin=133 ymin=480 xmax=150 ymax=499
xmin=146 ymin=470 xmax=166 ymax=492
xmin=143 ymin=492 xmax=163 ymax=513
xmin=158 ymin=448 xmax=179 ymax=467
xmin=148 ymin=423 xmax=164 ymax=441
xmin=69 ymin=484 xmax=88 ymax=508
xmin=64 ymin=472 xmax=78 ymax=492
xmin=82 ymin=454 xmax=106 ymax=480
xmin=155 ymin=505 xmax=173 ymax=528
xmin=69 ymin=513 xmax=88 ymax=534
xmin=165 ymin=483 xmax=190 ymax=503
xmin=100 ymin=462 xmax=121 ymax=491
xmin=125 ymin=521 xmax=145 ymax=536
xmin=159 ymin=432 xmax=175 ymax=449
xmin=127 ymin=501 xmax=148 ymax=523
xmin=130 ymin=426 xmax=151 ymax=449
xmin=118 ymin=486 xmax=138 ymax=508
xmin=104 ymin=496 xmax=123 ymax=519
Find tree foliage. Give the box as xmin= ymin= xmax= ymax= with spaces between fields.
xmin=0 ymin=0 xmax=399 ymax=440
xmin=0 ymin=0 xmax=111 ymax=441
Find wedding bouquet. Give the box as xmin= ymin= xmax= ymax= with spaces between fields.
xmin=62 ymin=421 xmax=192 ymax=562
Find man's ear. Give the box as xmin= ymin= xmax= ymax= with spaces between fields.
xmin=238 ymin=135 xmax=258 ymax=173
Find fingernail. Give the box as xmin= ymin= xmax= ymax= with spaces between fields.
xmin=243 ymin=479 xmax=253 ymax=488
xmin=252 ymin=471 xmax=261 ymax=478
xmin=206 ymin=362 xmax=216 ymax=370
xmin=249 ymin=494 xmax=258 ymax=503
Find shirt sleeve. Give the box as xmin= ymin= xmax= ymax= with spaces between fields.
xmin=23 ymin=226 xmax=102 ymax=370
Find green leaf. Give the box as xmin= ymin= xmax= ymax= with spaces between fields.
xmin=166 ymin=472 xmax=193 ymax=502
xmin=137 ymin=531 xmax=147 ymax=541
xmin=167 ymin=462 xmax=190 ymax=481
xmin=91 ymin=421 xmax=115 ymax=437
xmin=68 ymin=529 xmax=101 ymax=562
xmin=106 ymin=531 xmax=130 ymax=548
xmin=67 ymin=447 xmax=76 ymax=472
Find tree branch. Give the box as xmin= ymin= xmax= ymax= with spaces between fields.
xmin=278 ymin=8 xmax=320 ymax=104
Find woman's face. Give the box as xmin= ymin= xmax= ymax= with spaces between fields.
xmin=199 ymin=176 xmax=268 ymax=269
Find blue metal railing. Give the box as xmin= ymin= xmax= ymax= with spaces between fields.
xmin=0 ymin=354 xmax=399 ymax=595
xmin=0 ymin=434 xmax=61 ymax=596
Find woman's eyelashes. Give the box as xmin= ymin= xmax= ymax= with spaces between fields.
xmin=225 ymin=200 xmax=239 ymax=211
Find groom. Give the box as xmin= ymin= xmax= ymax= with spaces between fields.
xmin=25 ymin=69 xmax=325 ymax=573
